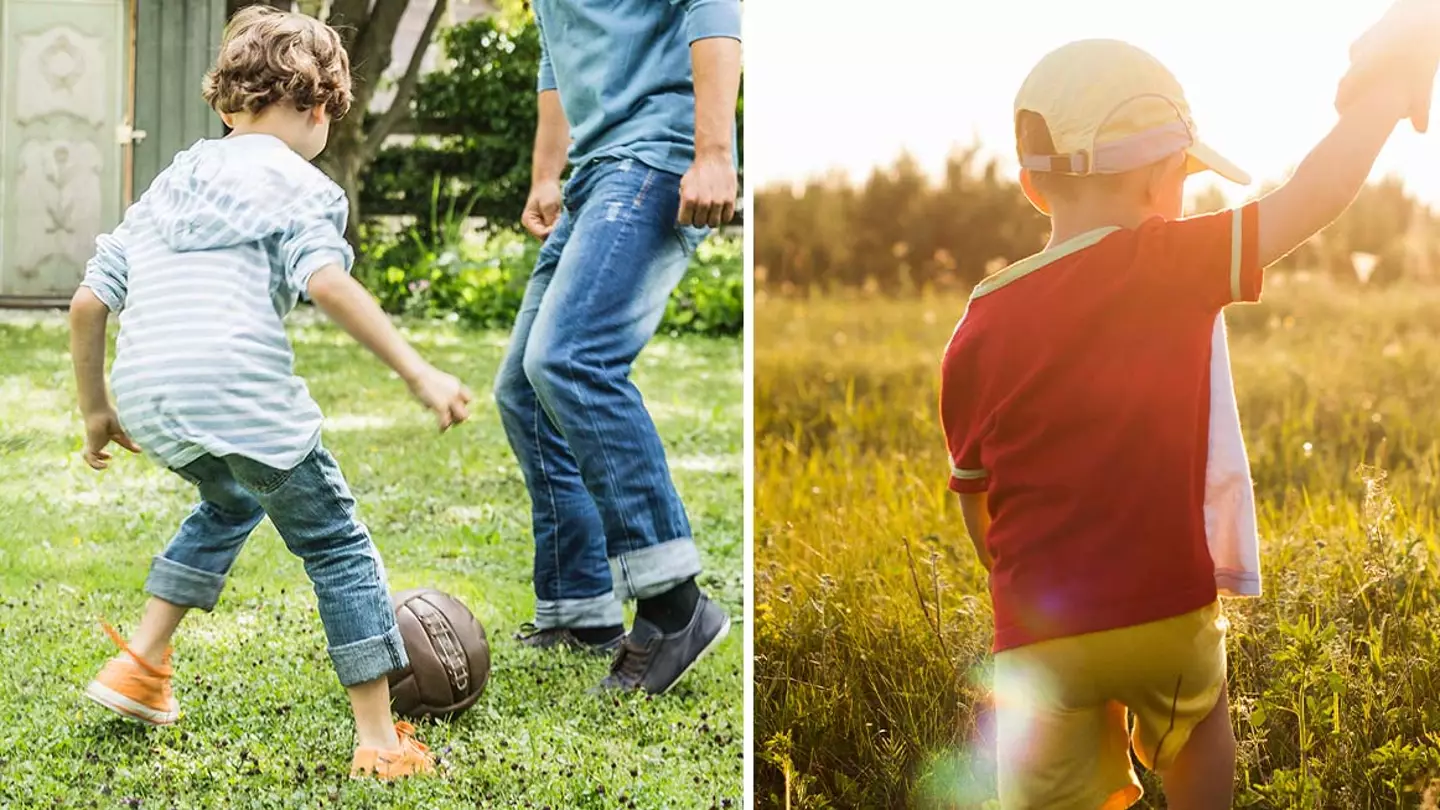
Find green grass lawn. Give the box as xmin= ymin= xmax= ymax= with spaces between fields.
xmin=0 ymin=313 xmax=743 ymax=809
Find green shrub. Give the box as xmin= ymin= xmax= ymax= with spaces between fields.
xmin=354 ymin=205 xmax=743 ymax=337
xmin=362 ymin=18 xmax=540 ymax=229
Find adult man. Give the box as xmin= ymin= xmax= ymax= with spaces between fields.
xmin=493 ymin=0 xmax=741 ymax=694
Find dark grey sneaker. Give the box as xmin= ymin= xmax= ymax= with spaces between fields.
xmin=514 ymin=623 xmax=623 ymax=655
xmin=597 ymin=595 xmax=730 ymax=694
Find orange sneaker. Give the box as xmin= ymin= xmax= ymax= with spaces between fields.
xmin=350 ymin=722 xmax=436 ymax=780
xmin=83 ymin=621 xmax=178 ymax=726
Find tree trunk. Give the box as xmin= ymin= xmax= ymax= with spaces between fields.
xmin=324 ymin=117 xmax=367 ymax=245
xmin=317 ymin=0 xmax=449 ymax=246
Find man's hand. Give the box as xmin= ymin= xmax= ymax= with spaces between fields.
xmin=1337 ymin=0 xmax=1440 ymax=132
xmin=678 ymin=151 xmax=737 ymax=228
xmin=83 ymin=409 xmax=140 ymax=470
xmin=406 ymin=364 xmax=474 ymax=432
xmin=521 ymin=180 xmax=563 ymax=239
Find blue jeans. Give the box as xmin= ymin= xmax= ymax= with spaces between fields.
xmin=143 ymin=444 xmax=406 ymax=687
xmin=494 ymin=157 xmax=706 ymax=629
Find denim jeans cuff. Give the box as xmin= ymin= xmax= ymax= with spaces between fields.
xmin=610 ymin=538 xmax=703 ymax=601
xmin=328 ymin=623 xmax=408 ymax=687
xmin=144 ymin=555 xmax=226 ymax=612
xmin=534 ymin=593 xmax=624 ymax=628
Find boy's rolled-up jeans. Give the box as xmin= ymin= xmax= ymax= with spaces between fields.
xmin=143 ymin=444 xmax=406 ymax=687
xmin=494 ymin=156 xmax=708 ymax=630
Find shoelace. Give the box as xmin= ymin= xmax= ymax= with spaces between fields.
xmin=99 ymin=620 xmax=171 ymax=678
xmin=392 ymin=722 xmax=430 ymax=763
xmin=608 ymin=636 xmax=653 ymax=685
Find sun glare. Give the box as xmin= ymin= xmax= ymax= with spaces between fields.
xmin=749 ymin=0 xmax=1440 ymax=203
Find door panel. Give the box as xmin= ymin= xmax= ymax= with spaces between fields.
xmin=0 ymin=0 xmax=125 ymax=298
xmin=131 ymin=0 xmax=227 ymax=199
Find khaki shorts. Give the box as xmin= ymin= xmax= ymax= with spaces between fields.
xmin=993 ymin=602 xmax=1228 ymax=810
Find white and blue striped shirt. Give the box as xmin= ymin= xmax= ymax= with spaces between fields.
xmin=81 ymin=134 xmax=354 ymax=471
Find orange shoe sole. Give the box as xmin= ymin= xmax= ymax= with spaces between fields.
xmin=84 ymin=680 xmax=178 ymax=726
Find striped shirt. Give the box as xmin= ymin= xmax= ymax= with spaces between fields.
xmin=81 ymin=134 xmax=353 ymax=471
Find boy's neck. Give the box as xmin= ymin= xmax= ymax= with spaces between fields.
xmin=225 ymin=113 xmax=306 ymax=156
xmin=1045 ymin=204 xmax=1156 ymax=250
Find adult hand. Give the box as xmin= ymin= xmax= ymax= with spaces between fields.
xmin=678 ymin=150 xmax=737 ymax=228
xmin=522 ymin=180 xmax=563 ymax=239
xmin=83 ymin=409 xmax=140 ymax=470
xmin=1336 ymin=0 xmax=1440 ymax=132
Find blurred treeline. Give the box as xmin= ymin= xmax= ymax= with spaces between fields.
xmin=754 ymin=146 xmax=1440 ymax=294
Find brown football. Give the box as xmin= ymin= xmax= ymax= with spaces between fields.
xmin=387 ymin=588 xmax=491 ymax=720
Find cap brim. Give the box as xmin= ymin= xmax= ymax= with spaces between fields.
xmin=1185 ymin=141 xmax=1251 ymax=185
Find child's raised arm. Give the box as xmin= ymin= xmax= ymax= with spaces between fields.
xmin=306 ymin=265 xmax=473 ymax=431
xmin=1256 ymin=83 xmax=1412 ymax=268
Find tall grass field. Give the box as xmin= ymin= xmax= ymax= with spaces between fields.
xmin=755 ymin=277 xmax=1440 ymax=809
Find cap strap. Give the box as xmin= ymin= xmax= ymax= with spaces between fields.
xmin=1021 ymin=120 xmax=1193 ymax=176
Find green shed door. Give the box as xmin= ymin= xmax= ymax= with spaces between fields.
xmin=0 ymin=0 xmax=126 ymax=299
xmin=131 ymin=0 xmax=227 ymax=198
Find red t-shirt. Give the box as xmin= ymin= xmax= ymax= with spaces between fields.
xmin=940 ymin=204 xmax=1262 ymax=652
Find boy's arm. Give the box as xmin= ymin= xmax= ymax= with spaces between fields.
xmin=306 ymin=266 xmax=472 ymax=431
xmin=1256 ymin=85 xmax=1411 ymax=267
xmin=70 ymin=288 xmax=113 ymax=419
xmin=72 ymin=228 xmax=141 ymax=470
xmin=678 ymin=0 xmax=741 ymax=227
xmin=958 ymin=492 xmax=993 ymax=572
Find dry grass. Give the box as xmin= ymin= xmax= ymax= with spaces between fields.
xmin=755 ymin=277 xmax=1440 ymax=809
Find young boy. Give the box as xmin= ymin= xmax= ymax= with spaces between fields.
xmin=71 ymin=6 xmax=471 ymax=780
xmin=939 ymin=38 xmax=1426 ymax=809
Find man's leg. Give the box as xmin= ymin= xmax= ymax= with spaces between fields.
xmin=522 ymin=158 xmax=728 ymax=692
xmin=494 ymin=210 xmax=624 ymax=648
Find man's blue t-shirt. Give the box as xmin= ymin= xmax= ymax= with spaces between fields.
xmin=533 ymin=0 xmax=742 ymax=177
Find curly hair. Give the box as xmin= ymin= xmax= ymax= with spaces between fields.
xmin=202 ymin=6 xmax=353 ymax=120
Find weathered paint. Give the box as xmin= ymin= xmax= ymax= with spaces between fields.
xmin=0 ymin=0 xmax=225 ymax=300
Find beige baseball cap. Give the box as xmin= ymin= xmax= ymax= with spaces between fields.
xmin=1015 ymin=39 xmax=1250 ymax=185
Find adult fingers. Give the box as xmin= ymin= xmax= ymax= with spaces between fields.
xmin=522 ymin=212 xmax=549 ymax=240
xmin=1414 ymin=59 xmax=1437 ymax=133
xmin=678 ymin=194 xmax=698 ymax=226
xmin=721 ymin=198 xmax=736 ymax=225
xmin=116 ymin=433 xmax=142 ymax=453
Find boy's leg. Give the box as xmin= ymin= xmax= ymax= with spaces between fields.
xmin=224 ymin=447 xmax=407 ymax=751
xmin=494 ymin=209 xmax=624 ymax=644
xmin=521 ymin=159 xmax=725 ymax=691
xmin=993 ymin=645 xmax=1141 ymax=810
xmin=1158 ymin=686 xmax=1236 ymax=810
xmin=141 ymin=455 xmax=267 ymax=628
xmin=88 ymin=455 xmax=264 ymax=724
xmin=126 ymin=598 xmax=189 ymax=667
xmin=1121 ymin=602 xmax=1232 ymax=808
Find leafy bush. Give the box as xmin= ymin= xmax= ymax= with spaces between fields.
xmin=354 ymin=193 xmax=742 ymax=337
xmin=362 ymin=18 xmax=540 ymax=230
xmin=364 ymin=15 xmax=746 ymax=230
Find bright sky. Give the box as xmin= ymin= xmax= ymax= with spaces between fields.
xmin=746 ymin=0 xmax=1440 ymax=203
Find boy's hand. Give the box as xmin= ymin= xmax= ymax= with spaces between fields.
xmin=83 ymin=409 xmax=140 ymax=470
xmin=407 ymin=365 xmax=473 ymax=432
